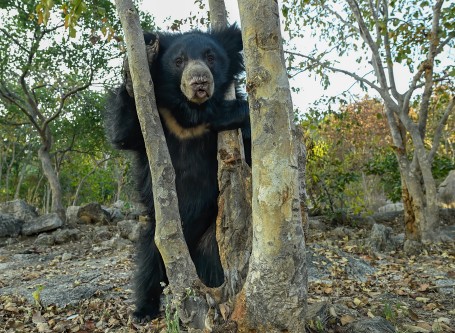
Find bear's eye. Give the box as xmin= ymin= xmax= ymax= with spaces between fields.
xmin=206 ymin=54 xmax=215 ymax=65
xmin=175 ymin=57 xmax=184 ymax=68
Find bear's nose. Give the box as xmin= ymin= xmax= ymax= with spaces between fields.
xmin=190 ymin=76 xmax=209 ymax=86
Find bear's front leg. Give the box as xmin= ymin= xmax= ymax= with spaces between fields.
xmin=209 ymin=99 xmax=250 ymax=133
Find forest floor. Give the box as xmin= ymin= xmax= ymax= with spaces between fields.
xmin=0 ymin=215 xmax=454 ymax=333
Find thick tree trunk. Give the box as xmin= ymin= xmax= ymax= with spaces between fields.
xmin=234 ymin=0 xmax=307 ymax=331
xmin=38 ymin=141 xmax=65 ymax=220
xmin=385 ymin=104 xmax=440 ymax=245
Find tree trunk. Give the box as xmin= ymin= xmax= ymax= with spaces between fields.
xmin=114 ymin=1 xmax=202 ymax=322
xmin=5 ymin=142 xmax=16 ymax=200
xmin=384 ymin=103 xmax=440 ymax=245
xmin=38 ymin=142 xmax=65 ymax=220
xmin=234 ymin=0 xmax=307 ymax=331
xmin=209 ymin=0 xmax=253 ymax=304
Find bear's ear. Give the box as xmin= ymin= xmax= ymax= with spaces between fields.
xmin=211 ymin=24 xmax=243 ymax=54
xmin=143 ymin=32 xmax=179 ymax=55
xmin=211 ymin=24 xmax=244 ymax=76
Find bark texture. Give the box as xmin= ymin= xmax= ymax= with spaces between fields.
xmin=114 ymin=0 xmax=199 ymax=300
xmin=235 ymin=0 xmax=307 ymax=331
xmin=38 ymin=136 xmax=64 ymax=221
xmin=209 ymin=0 xmax=253 ymax=304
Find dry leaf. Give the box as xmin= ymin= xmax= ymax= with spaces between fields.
xmin=340 ymin=315 xmax=355 ymax=326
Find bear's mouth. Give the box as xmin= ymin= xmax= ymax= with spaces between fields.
xmin=189 ymin=83 xmax=211 ymax=103
xmin=196 ymin=88 xmax=209 ymax=99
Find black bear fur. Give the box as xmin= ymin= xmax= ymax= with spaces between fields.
xmin=105 ymin=25 xmax=250 ymax=320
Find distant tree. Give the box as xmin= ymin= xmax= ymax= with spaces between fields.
xmin=0 ymin=0 xmax=119 ymax=218
xmin=283 ymin=0 xmax=455 ymax=245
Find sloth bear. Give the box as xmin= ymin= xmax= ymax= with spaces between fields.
xmin=105 ymin=25 xmax=250 ymax=320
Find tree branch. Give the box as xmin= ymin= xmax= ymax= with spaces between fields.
xmin=428 ymin=96 xmax=455 ymax=164
xmin=19 ymin=27 xmax=44 ymax=123
xmin=43 ymin=51 xmax=96 ymax=133
xmin=0 ymin=28 xmax=30 ymax=53
xmin=286 ymin=50 xmax=383 ymax=93
xmin=417 ymin=0 xmax=444 ymax=139
xmin=346 ymin=0 xmax=389 ymax=94
xmin=0 ymin=82 xmax=41 ymax=130
xmin=381 ymin=0 xmax=402 ymax=102
xmin=322 ymin=4 xmax=359 ymax=34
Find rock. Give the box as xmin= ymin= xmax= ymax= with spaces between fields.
xmin=308 ymin=217 xmax=328 ymax=231
xmin=371 ymin=211 xmax=403 ymax=224
xmin=105 ymin=207 xmax=125 ymax=223
xmin=101 ymin=236 xmax=131 ymax=250
xmin=438 ymin=170 xmax=455 ymax=208
xmin=305 ymin=302 xmax=330 ymax=331
xmin=307 ymin=244 xmax=375 ymax=282
xmin=343 ymin=317 xmax=396 ymax=333
xmin=61 ymin=253 xmax=72 ymax=261
xmin=53 ymin=228 xmax=80 ymax=244
xmin=34 ymin=233 xmax=55 ymax=246
xmin=128 ymin=222 xmax=144 ymax=242
xmin=331 ymin=226 xmax=354 ymax=239
xmin=378 ymin=202 xmax=404 ymax=213
xmin=93 ymin=227 xmax=113 ymax=242
xmin=22 ymin=213 xmax=63 ymax=236
xmin=366 ymin=223 xmax=398 ymax=252
xmin=351 ymin=215 xmax=375 ymax=227
xmin=66 ymin=206 xmax=81 ymax=226
xmin=117 ymin=220 xmax=145 ymax=242
xmin=77 ymin=203 xmax=110 ymax=225
xmin=0 ymin=213 xmax=23 ymax=238
xmin=0 ymin=199 xmax=38 ymax=222
xmin=403 ymin=239 xmax=422 ymax=255
xmin=112 ymin=200 xmax=126 ymax=210
xmin=440 ymin=208 xmax=455 ymax=225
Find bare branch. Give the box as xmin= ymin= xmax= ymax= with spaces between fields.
xmin=436 ymin=33 xmax=455 ymax=55
xmin=18 ymin=28 xmax=45 ymax=123
xmin=346 ymin=0 xmax=389 ymax=93
xmin=417 ymin=0 xmax=444 ymax=139
xmin=403 ymin=63 xmax=427 ymax=112
xmin=381 ymin=0 xmax=402 ymax=102
xmin=368 ymin=0 xmax=382 ymax=45
xmin=285 ymin=50 xmax=383 ymax=93
xmin=428 ymin=96 xmax=455 ymax=164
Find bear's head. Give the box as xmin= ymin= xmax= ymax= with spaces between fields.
xmin=145 ymin=25 xmax=243 ymax=107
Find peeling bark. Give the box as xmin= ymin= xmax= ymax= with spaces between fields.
xmin=209 ymin=0 xmax=253 ymax=305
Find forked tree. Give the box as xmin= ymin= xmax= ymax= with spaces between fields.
xmin=115 ymin=0 xmax=307 ymax=331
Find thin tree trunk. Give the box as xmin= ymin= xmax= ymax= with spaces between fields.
xmin=5 ymin=142 xmax=16 ymax=200
xmin=234 ymin=0 xmax=307 ymax=331
xmin=38 ymin=142 xmax=65 ymax=220
xmin=114 ymin=2 xmax=201 ymax=324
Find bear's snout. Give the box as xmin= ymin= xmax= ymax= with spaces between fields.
xmin=181 ymin=61 xmax=214 ymax=104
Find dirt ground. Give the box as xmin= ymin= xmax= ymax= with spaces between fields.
xmin=0 ymin=216 xmax=454 ymax=333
